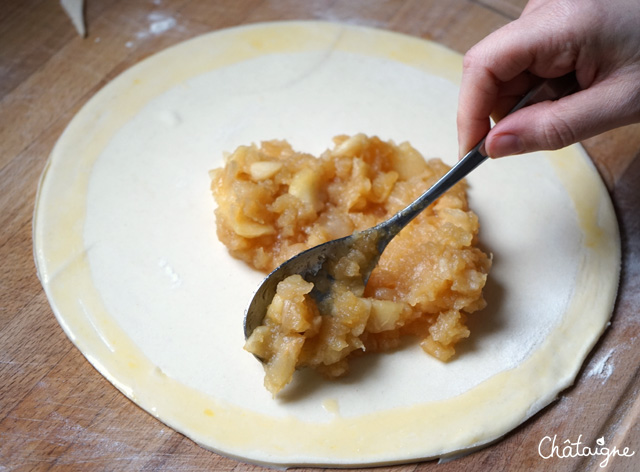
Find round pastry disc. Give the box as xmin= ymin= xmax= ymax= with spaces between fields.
xmin=33 ymin=21 xmax=620 ymax=467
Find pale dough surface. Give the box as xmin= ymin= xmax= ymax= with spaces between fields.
xmin=33 ymin=22 xmax=620 ymax=467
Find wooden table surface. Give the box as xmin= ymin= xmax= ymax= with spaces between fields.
xmin=1 ymin=1 xmax=639 ymax=471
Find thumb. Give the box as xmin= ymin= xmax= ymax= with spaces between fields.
xmin=485 ymin=80 xmax=637 ymax=157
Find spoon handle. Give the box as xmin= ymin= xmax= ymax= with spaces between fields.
xmin=375 ymin=72 xmax=580 ymax=248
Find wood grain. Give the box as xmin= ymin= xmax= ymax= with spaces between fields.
xmin=1 ymin=1 xmax=638 ymax=470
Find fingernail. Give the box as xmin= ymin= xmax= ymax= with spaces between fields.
xmin=489 ymin=134 xmax=524 ymax=158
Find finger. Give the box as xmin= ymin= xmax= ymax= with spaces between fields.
xmin=485 ymin=78 xmax=640 ymax=157
xmin=456 ymin=2 xmax=583 ymax=157
xmin=521 ymin=0 xmax=552 ymax=16
xmin=457 ymin=65 xmax=496 ymax=157
xmin=491 ymin=72 xmax=539 ymax=123
xmin=457 ymin=22 xmax=540 ymax=156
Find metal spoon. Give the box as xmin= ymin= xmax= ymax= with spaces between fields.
xmin=244 ymin=72 xmax=579 ymax=342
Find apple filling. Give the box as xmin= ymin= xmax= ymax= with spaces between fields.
xmin=211 ymin=135 xmax=491 ymax=395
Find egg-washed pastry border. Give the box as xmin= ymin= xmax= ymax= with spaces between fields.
xmin=33 ymin=21 xmax=620 ymax=467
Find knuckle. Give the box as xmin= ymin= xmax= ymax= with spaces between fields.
xmin=462 ymin=45 xmax=485 ymax=73
xmin=541 ymin=109 xmax=576 ymax=150
xmin=462 ymin=51 xmax=476 ymax=72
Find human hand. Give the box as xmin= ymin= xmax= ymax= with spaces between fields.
xmin=457 ymin=0 xmax=640 ymax=158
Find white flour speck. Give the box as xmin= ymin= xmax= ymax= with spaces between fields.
xmin=157 ymin=258 xmax=182 ymax=288
xmin=148 ymin=12 xmax=177 ymax=35
xmin=129 ymin=12 xmax=177 ymax=46
xmin=586 ymin=348 xmax=615 ymax=384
